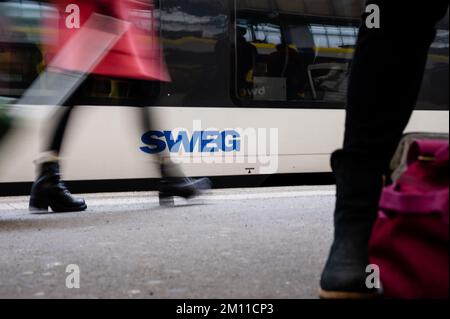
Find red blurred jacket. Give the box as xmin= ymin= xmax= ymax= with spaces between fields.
xmin=48 ymin=0 xmax=170 ymax=81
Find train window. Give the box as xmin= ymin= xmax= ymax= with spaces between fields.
xmin=0 ymin=1 xmax=48 ymax=98
xmin=0 ymin=0 xmax=162 ymax=106
xmin=310 ymin=25 xmax=358 ymax=48
xmin=234 ymin=1 xmax=359 ymax=106
xmin=156 ymin=0 xmax=230 ymax=107
xmin=239 ymin=24 xmax=253 ymax=42
xmin=2 ymin=0 xmax=234 ymax=108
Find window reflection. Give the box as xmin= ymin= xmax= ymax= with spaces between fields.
xmin=235 ymin=18 xmax=355 ymax=103
xmin=310 ymin=24 xmax=358 ymax=48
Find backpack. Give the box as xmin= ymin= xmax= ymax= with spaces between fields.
xmin=369 ymin=134 xmax=449 ymax=299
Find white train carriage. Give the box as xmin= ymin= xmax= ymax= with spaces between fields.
xmin=0 ymin=0 xmax=448 ymax=193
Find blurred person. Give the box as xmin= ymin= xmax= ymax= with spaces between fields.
xmin=29 ymin=0 xmax=210 ymax=213
xmin=236 ymin=26 xmax=257 ymax=98
xmin=267 ymin=43 xmax=307 ymax=99
xmin=319 ymin=1 xmax=449 ymax=298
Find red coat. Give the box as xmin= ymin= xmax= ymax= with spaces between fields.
xmin=48 ymin=0 xmax=170 ymax=81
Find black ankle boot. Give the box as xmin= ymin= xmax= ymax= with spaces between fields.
xmin=158 ymin=177 xmax=212 ymax=205
xmin=29 ymin=162 xmax=87 ymax=213
xmin=319 ymin=150 xmax=384 ymax=299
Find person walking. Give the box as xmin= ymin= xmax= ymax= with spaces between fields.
xmin=319 ymin=1 xmax=449 ymax=298
xmin=29 ymin=0 xmax=210 ymax=213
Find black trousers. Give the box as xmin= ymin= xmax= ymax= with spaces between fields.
xmin=333 ymin=1 xmax=448 ymax=230
xmin=344 ymin=1 xmax=448 ymax=168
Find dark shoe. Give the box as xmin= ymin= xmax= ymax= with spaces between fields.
xmin=319 ymin=150 xmax=384 ymax=299
xmin=29 ymin=162 xmax=87 ymax=213
xmin=158 ymin=177 xmax=211 ymax=206
xmin=319 ymin=232 xmax=381 ymax=299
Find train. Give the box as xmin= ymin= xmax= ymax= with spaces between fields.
xmin=0 ymin=0 xmax=448 ymax=194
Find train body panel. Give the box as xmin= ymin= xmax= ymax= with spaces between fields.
xmin=0 ymin=106 xmax=447 ymax=183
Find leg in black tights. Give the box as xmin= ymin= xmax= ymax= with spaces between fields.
xmin=29 ymin=78 xmax=87 ymax=212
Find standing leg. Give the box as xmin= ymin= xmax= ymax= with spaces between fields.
xmin=29 ymin=81 xmax=88 ymax=212
xmin=319 ymin=1 xmax=449 ymax=298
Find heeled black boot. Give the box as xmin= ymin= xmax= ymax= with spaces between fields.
xmin=319 ymin=150 xmax=384 ymax=299
xmin=29 ymin=162 xmax=87 ymax=213
xmin=158 ymin=164 xmax=212 ymax=206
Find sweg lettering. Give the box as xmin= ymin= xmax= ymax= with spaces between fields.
xmin=141 ymin=130 xmax=241 ymax=154
xmin=139 ymin=121 xmax=279 ymax=175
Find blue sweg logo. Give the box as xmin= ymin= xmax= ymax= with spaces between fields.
xmin=141 ymin=130 xmax=241 ymax=154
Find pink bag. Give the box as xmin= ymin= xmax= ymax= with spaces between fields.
xmin=47 ymin=0 xmax=170 ymax=81
xmin=369 ymin=138 xmax=449 ymax=299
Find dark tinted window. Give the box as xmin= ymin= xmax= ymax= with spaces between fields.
xmin=234 ymin=0 xmax=361 ymax=106
xmin=1 ymin=1 xmax=447 ymax=110
xmin=0 ymin=0 xmax=48 ymax=98
xmin=234 ymin=0 xmax=449 ymax=110
xmin=155 ymin=0 xmax=231 ymax=107
xmin=0 ymin=0 xmax=162 ymax=106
